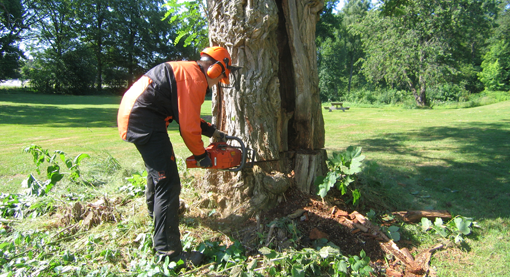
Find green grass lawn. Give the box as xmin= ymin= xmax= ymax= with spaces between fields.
xmin=1 ymin=90 xmax=509 ymax=276
xmin=323 ymin=101 xmax=510 ymax=276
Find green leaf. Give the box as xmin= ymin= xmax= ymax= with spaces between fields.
xmin=336 ymin=260 xmax=348 ymax=273
xmin=349 ymin=159 xmax=364 ymax=174
xmin=247 ymin=258 xmax=257 ymax=270
xmin=56 ymin=151 xmax=66 ymax=164
xmin=388 ymin=226 xmax=399 ymax=232
xmin=0 ymin=242 xmax=11 ymax=250
xmin=454 ymin=217 xmax=472 ymax=235
xmin=352 ymin=189 xmax=361 ymax=205
xmin=73 ymin=153 xmax=90 ymax=165
xmin=454 ymin=234 xmax=464 ymax=243
xmin=291 ymin=264 xmax=305 ymax=277
xmin=317 ymin=171 xmax=338 ymax=198
xmin=433 ymin=225 xmax=448 ymax=237
xmin=319 ymin=246 xmax=341 ymax=258
xmin=421 ymin=217 xmax=432 ymax=232
xmin=259 ymin=247 xmax=277 ymax=259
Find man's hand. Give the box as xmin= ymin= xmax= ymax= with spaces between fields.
xmin=195 ymin=152 xmax=212 ymax=168
xmin=213 ymin=129 xmax=227 ymax=142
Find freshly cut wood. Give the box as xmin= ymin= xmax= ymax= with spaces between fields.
xmin=332 ymin=207 xmax=349 ymax=217
xmin=309 ymin=227 xmax=329 ymax=240
xmin=294 ymin=150 xmax=327 ymax=194
xmin=380 ymin=240 xmax=424 ymax=275
xmin=393 ymin=210 xmax=452 ymax=223
xmin=329 ymin=209 xmax=444 ymax=277
xmin=287 ymin=209 xmax=306 ymax=219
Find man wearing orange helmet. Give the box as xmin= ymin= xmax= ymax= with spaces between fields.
xmin=117 ymin=46 xmax=233 ymax=265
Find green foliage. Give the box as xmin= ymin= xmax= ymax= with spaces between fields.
xmin=384 ymin=225 xmax=401 ymax=242
xmin=420 ymin=216 xmax=477 ymax=243
xmin=427 ymin=83 xmax=470 ymax=104
xmin=162 ymin=0 xmax=208 ymax=49
xmin=118 ymin=171 xmax=147 ymax=197
xmin=316 ymin=146 xmax=365 ymax=205
xmin=0 ymin=0 xmax=24 ymax=81
xmin=21 ymin=44 xmax=97 ymax=95
xmin=198 ymin=240 xmax=247 ymax=271
xmin=23 ymin=145 xmax=90 ymax=186
xmin=0 ymin=145 xmax=91 ymax=221
xmin=20 ymin=0 xmax=197 ymax=95
xmin=479 ymin=40 xmax=510 ymax=91
xmin=352 ymin=0 xmax=496 ymax=106
xmin=258 ymin=246 xmax=373 ymax=276
xmin=0 ymin=193 xmax=29 ymax=219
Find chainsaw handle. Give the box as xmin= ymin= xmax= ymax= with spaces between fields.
xmin=225 ymin=135 xmax=246 ymax=172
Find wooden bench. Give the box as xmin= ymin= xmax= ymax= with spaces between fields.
xmin=324 ymin=102 xmax=350 ymax=112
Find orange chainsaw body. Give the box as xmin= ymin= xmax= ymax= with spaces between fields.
xmin=186 ymin=142 xmax=243 ymax=170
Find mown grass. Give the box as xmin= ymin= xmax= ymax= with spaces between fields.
xmin=323 ymin=100 xmax=510 ymax=276
xmin=1 ymin=88 xmax=509 ymax=276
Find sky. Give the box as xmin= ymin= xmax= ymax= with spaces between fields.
xmin=337 ymin=0 xmax=346 ymax=10
xmin=336 ymin=0 xmax=380 ymax=12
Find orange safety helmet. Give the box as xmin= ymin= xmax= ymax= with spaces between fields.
xmin=200 ymin=46 xmax=232 ymax=84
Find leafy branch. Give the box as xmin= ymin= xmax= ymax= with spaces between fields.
xmin=162 ymin=0 xmax=208 ymax=49
xmin=258 ymin=246 xmax=373 ymax=276
xmin=315 ymin=146 xmax=365 ymax=205
xmin=420 ymin=216 xmax=477 ymax=243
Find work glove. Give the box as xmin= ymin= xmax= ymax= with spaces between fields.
xmin=195 ymin=152 xmax=212 ymax=168
xmin=213 ymin=129 xmax=227 ymax=142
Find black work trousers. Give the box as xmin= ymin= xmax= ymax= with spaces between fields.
xmin=135 ymin=130 xmax=182 ymax=257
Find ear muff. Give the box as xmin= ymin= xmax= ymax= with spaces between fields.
xmin=206 ymin=61 xmax=225 ymax=79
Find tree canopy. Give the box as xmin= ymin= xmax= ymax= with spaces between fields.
xmin=4 ymin=0 xmax=509 ymax=103
xmin=315 ymin=0 xmax=507 ymax=106
xmin=17 ymin=0 xmax=198 ymax=94
xmin=0 ymin=0 xmax=25 ymax=81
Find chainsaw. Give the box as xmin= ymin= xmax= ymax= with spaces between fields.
xmin=186 ymin=135 xmax=254 ymax=172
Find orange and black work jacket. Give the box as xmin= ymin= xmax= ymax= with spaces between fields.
xmin=117 ymin=61 xmax=216 ymax=157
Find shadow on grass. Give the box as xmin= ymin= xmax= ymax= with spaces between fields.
xmin=358 ymin=122 xmax=510 ymax=219
xmin=0 ymin=103 xmax=182 ymax=131
xmin=0 ymin=91 xmax=122 ymax=105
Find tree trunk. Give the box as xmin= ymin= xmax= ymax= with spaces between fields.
xmin=415 ymin=74 xmax=427 ymax=106
xmin=201 ymin=0 xmax=326 ymax=223
xmin=348 ymin=49 xmax=355 ymax=94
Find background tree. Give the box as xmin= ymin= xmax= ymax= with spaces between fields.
xmin=23 ymin=0 xmax=91 ymax=94
xmin=163 ymin=0 xmax=209 ymax=50
xmin=200 ymin=0 xmax=326 ymax=222
xmin=316 ymin=0 xmax=345 ymax=101
xmin=0 ymin=0 xmax=25 ymax=81
xmin=479 ymin=0 xmax=510 ymax=91
xmin=354 ymin=0 xmax=497 ymax=106
xmin=20 ymin=0 xmax=194 ymax=94
xmin=78 ymin=0 xmax=113 ymax=91
xmin=343 ymin=0 xmax=370 ymax=94
xmin=101 ymin=0 xmax=195 ymax=90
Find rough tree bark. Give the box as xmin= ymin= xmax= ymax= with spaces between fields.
xmin=199 ymin=0 xmax=326 ymax=223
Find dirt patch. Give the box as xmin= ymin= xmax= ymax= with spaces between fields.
xmin=223 ymin=186 xmax=388 ymax=275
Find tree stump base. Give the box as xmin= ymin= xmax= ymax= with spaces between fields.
xmin=294 ymin=149 xmax=327 ymax=194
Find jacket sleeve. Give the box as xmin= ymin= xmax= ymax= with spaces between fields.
xmin=171 ymin=62 xmax=209 ymax=156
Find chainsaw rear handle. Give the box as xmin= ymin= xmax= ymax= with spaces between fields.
xmin=225 ymin=135 xmax=246 ymax=172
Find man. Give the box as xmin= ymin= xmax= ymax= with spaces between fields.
xmin=117 ymin=46 xmax=232 ymax=265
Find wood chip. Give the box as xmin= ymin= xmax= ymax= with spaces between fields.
xmin=392 ymin=210 xmax=452 ymax=223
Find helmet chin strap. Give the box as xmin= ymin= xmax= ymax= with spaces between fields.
xmin=218 ymin=66 xmax=243 ymax=89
